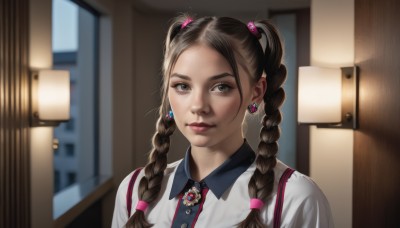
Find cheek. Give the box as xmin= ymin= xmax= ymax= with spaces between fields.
xmin=168 ymin=92 xmax=186 ymax=122
xmin=168 ymin=92 xmax=179 ymax=113
xmin=213 ymin=97 xmax=244 ymax=119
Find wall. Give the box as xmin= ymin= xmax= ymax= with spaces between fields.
xmin=29 ymin=0 xmax=54 ymax=227
xmin=131 ymin=10 xmax=185 ymax=167
xmin=354 ymin=0 xmax=400 ymax=226
xmin=310 ymin=0 xmax=354 ymax=227
xmin=273 ymin=14 xmax=297 ymax=168
xmin=98 ymin=0 xmax=134 ymax=226
xmin=98 ymin=2 xmax=179 ymax=226
xmin=0 ymin=0 xmax=31 ymax=226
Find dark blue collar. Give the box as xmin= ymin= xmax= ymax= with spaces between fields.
xmin=169 ymin=140 xmax=255 ymax=199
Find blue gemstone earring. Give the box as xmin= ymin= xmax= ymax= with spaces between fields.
xmin=166 ymin=110 xmax=174 ymax=121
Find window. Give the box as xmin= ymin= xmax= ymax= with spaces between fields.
xmin=64 ymin=117 xmax=75 ymax=132
xmin=66 ymin=172 xmax=77 ymax=187
xmin=65 ymin=143 xmax=75 ymax=157
xmin=52 ymin=0 xmax=99 ymax=194
xmin=51 ymin=0 xmax=113 ymax=224
xmin=54 ymin=171 xmax=61 ymax=193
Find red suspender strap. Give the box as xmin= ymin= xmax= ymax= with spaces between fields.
xmin=273 ymin=168 xmax=295 ymax=228
xmin=126 ymin=168 xmax=143 ymax=217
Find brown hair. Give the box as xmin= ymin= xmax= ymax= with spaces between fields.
xmin=126 ymin=15 xmax=286 ymax=228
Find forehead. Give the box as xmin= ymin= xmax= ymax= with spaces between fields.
xmin=171 ymin=44 xmax=233 ymax=77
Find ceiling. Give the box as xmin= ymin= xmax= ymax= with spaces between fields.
xmin=134 ymin=0 xmax=310 ymax=14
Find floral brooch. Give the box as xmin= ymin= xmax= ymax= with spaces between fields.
xmin=182 ymin=187 xmax=201 ymax=207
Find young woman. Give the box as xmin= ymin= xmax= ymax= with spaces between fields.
xmin=112 ymin=15 xmax=333 ymax=228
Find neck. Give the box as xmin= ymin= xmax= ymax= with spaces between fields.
xmin=189 ymin=137 xmax=245 ymax=181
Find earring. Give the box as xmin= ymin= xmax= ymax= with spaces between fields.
xmin=247 ymin=103 xmax=259 ymax=114
xmin=165 ymin=110 xmax=174 ymax=121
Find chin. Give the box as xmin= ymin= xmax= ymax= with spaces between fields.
xmin=185 ymin=135 xmax=217 ymax=148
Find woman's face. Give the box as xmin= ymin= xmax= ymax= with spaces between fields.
xmin=168 ymin=43 xmax=261 ymax=151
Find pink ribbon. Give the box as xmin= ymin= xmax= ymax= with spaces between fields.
xmin=136 ymin=200 xmax=149 ymax=211
xmin=250 ymin=198 xmax=264 ymax=209
xmin=247 ymin=21 xmax=261 ymax=39
xmin=181 ymin=18 xmax=193 ymax=29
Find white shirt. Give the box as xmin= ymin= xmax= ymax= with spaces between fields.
xmin=112 ymin=143 xmax=334 ymax=228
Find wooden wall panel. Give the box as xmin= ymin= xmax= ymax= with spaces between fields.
xmin=295 ymin=9 xmax=310 ymax=175
xmin=0 ymin=0 xmax=31 ymax=227
xmin=354 ymin=0 xmax=400 ymax=227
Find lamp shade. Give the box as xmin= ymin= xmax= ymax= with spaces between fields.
xmin=37 ymin=70 xmax=70 ymax=121
xmin=298 ymin=66 xmax=341 ymax=123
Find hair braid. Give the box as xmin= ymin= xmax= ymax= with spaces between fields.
xmin=238 ymin=20 xmax=286 ymax=228
xmin=125 ymin=15 xmax=191 ymax=228
xmin=125 ymin=115 xmax=176 ymax=228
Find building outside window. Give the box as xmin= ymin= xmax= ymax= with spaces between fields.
xmin=66 ymin=172 xmax=77 ymax=187
xmin=52 ymin=0 xmax=99 ymax=194
xmin=65 ymin=143 xmax=75 ymax=157
xmin=54 ymin=170 xmax=61 ymax=193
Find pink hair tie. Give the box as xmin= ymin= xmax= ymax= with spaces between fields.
xmin=250 ymin=198 xmax=264 ymax=210
xmin=247 ymin=21 xmax=261 ymax=39
xmin=136 ymin=200 xmax=149 ymax=212
xmin=181 ymin=18 xmax=193 ymax=29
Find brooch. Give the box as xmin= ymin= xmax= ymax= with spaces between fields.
xmin=182 ymin=187 xmax=201 ymax=207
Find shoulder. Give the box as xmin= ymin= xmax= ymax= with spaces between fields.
xmin=165 ymin=159 xmax=182 ymax=176
xmin=116 ymin=159 xmax=183 ymax=203
xmin=112 ymin=168 xmax=142 ymax=227
xmin=117 ymin=167 xmax=143 ymax=197
xmin=112 ymin=160 xmax=183 ymax=227
xmin=274 ymin=160 xmax=324 ymax=199
xmin=113 ymin=167 xmax=144 ymax=214
xmin=276 ymin=161 xmax=334 ymax=227
xmin=117 ymin=159 xmax=183 ymax=197
xmin=286 ymin=170 xmax=328 ymax=204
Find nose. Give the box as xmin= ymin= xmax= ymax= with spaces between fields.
xmin=190 ymin=89 xmax=210 ymax=115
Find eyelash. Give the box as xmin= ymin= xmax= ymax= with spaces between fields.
xmin=212 ymin=83 xmax=233 ymax=93
xmin=170 ymin=82 xmax=234 ymax=94
xmin=171 ymin=83 xmax=190 ymax=93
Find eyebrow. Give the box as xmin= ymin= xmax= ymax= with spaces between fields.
xmin=170 ymin=72 xmax=234 ymax=81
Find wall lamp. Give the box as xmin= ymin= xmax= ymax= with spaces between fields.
xmin=30 ymin=69 xmax=70 ymax=127
xmin=297 ymin=66 xmax=358 ymax=129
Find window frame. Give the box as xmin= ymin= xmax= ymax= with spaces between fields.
xmin=51 ymin=0 xmax=113 ymax=225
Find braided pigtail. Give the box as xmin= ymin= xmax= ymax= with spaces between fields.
xmin=238 ymin=21 xmax=286 ymax=228
xmin=125 ymin=15 xmax=194 ymax=228
xmin=125 ymin=114 xmax=176 ymax=228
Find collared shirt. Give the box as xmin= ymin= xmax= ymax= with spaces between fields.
xmin=112 ymin=142 xmax=334 ymax=228
xmin=168 ymin=141 xmax=255 ymax=228
xmin=169 ymin=141 xmax=255 ymax=200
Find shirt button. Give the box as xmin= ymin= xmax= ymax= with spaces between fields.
xmin=181 ymin=223 xmax=188 ymax=228
xmin=185 ymin=209 xmax=191 ymax=215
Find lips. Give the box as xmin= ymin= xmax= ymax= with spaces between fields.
xmin=188 ymin=122 xmax=213 ymax=127
xmin=187 ymin=122 xmax=215 ymax=133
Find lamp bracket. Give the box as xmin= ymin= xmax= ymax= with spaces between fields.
xmin=317 ymin=66 xmax=358 ymax=129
